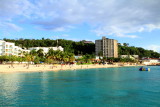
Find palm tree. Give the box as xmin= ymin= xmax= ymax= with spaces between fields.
xmin=54 ymin=50 xmax=62 ymax=63
xmin=30 ymin=49 xmax=37 ymax=56
xmin=37 ymin=49 xmax=44 ymax=58
xmin=8 ymin=55 xmax=17 ymax=68
xmin=37 ymin=49 xmax=45 ymax=63
xmin=60 ymin=52 xmax=68 ymax=63
xmin=46 ymin=48 xmax=54 ymax=62
xmin=98 ymin=51 xmax=103 ymax=60
xmin=34 ymin=56 xmax=40 ymax=66
xmin=102 ymin=56 xmax=107 ymax=63
xmin=16 ymin=57 xmax=23 ymax=64
xmin=68 ymin=53 xmax=75 ymax=62
xmin=44 ymin=56 xmax=53 ymax=64
xmin=83 ymin=54 xmax=91 ymax=63
xmin=25 ymin=54 xmax=34 ymax=68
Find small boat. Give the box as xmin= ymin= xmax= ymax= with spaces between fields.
xmin=139 ymin=67 xmax=150 ymax=71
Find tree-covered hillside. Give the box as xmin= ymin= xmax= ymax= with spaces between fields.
xmin=3 ymin=38 xmax=160 ymax=58
xmin=118 ymin=45 xmax=160 ymax=58
xmin=3 ymin=38 xmax=95 ymax=55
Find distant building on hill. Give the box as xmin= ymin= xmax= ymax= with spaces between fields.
xmin=95 ymin=36 xmax=118 ymax=58
xmin=74 ymin=56 xmax=82 ymax=59
xmin=118 ymin=43 xmax=129 ymax=46
xmin=28 ymin=46 xmax=64 ymax=53
xmin=120 ymin=55 xmax=139 ymax=60
xmin=142 ymin=58 xmax=160 ymax=65
xmin=0 ymin=40 xmax=30 ymax=56
xmin=81 ymin=40 xmax=94 ymax=44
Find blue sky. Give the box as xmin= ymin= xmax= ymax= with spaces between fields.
xmin=1 ymin=0 xmax=160 ymax=52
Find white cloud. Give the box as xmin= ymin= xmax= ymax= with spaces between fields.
xmin=93 ymin=26 xmax=139 ymax=38
xmin=0 ymin=0 xmax=33 ymax=32
xmin=1 ymin=0 xmax=160 ymax=38
xmin=0 ymin=0 xmax=33 ymax=20
xmin=147 ymin=45 xmax=160 ymax=52
xmin=52 ymin=34 xmax=70 ymax=40
xmin=0 ymin=22 xmax=22 ymax=31
xmin=66 ymin=38 xmax=82 ymax=42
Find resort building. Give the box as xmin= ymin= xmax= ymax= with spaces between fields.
xmin=28 ymin=46 xmax=64 ymax=53
xmin=120 ymin=55 xmax=139 ymax=60
xmin=95 ymin=37 xmax=118 ymax=58
xmin=0 ymin=40 xmax=64 ymax=57
xmin=81 ymin=40 xmax=94 ymax=44
xmin=141 ymin=58 xmax=160 ymax=65
xmin=0 ymin=40 xmax=30 ymax=56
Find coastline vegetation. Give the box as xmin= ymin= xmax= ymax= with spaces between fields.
xmin=0 ymin=38 xmax=160 ymax=65
xmin=3 ymin=38 xmax=160 ymax=58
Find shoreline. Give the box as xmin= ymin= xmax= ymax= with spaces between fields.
xmin=0 ymin=63 xmax=142 ymax=73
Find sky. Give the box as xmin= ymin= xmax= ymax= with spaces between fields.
xmin=1 ymin=0 xmax=160 ymax=52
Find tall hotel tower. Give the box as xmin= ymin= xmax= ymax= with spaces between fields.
xmin=95 ymin=37 xmax=118 ymax=58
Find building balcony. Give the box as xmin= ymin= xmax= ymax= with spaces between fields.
xmin=5 ymin=47 xmax=13 ymax=49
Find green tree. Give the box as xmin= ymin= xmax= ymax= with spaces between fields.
xmin=37 ymin=49 xmax=44 ymax=58
xmin=16 ymin=57 xmax=24 ymax=64
xmin=83 ymin=54 xmax=91 ymax=63
xmin=8 ymin=55 xmax=17 ymax=68
xmin=0 ymin=55 xmax=9 ymax=64
xmin=34 ymin=56 xmax=40 ymax=64
xmin=25 ymin=54 xmax=34 ymax=68
xmin=30 ymin=49 xmax=37 ymax=56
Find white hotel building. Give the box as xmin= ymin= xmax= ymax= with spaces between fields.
xmin=0 ymin=40 xmax=30 ymax=56
xmin=0 ymin=40 xmax=64 ymax=56
xmin=28 ymin=46 xmax=64 ymax=53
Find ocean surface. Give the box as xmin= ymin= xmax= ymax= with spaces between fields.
xmin=0 ymin=66 xmax=160 ymax=107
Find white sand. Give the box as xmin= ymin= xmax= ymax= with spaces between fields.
xmin=0 ymin=63 xmax=140 ymax=73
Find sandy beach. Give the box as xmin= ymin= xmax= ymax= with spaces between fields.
xmin=0 ymin=63 xmax=140 ymax=73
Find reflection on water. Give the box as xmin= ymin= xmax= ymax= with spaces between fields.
xmin=0 ymin=74 xmax=22 ymax=106
xmin=0 ymin=66 xmax=160 ymax=106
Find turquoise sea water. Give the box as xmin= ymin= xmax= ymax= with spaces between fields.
xmin=0 ymin=66 xmax=160 ymax=107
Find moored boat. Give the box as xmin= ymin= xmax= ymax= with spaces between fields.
xmin=139 ymin=67 xmax=150 ymax=71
